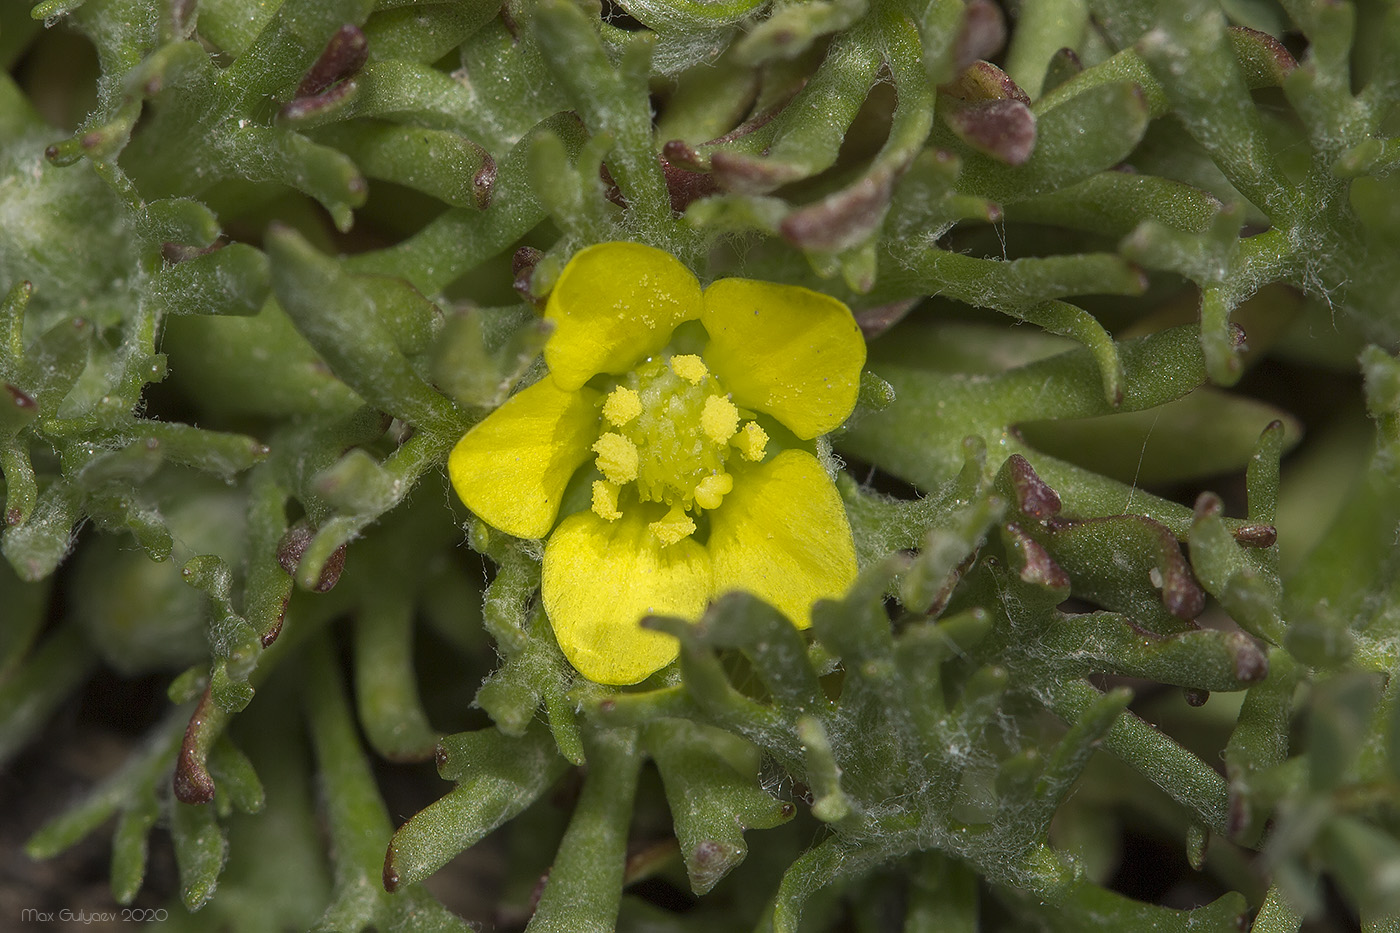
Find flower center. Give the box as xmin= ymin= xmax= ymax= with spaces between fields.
xmin=589 ymin=354 xmax=768 ymax=545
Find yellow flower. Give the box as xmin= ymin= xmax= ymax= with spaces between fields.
xmin=448 ymin=242 xmax=864 ymax=684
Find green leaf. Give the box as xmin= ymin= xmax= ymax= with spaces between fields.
xmin=796 ymin=715 xmax=853 ymax=823
xmin=18 ymin=316 xmax=93 ymax=417
xmin=1189 ymin=492 xmax=1285 ymax=644
xmin=223 ymin=0 xmax=377 ymax=106
xmin=353 ymin=592 xmax=440 ymax=762
xmin=765 ymin=836 xmax=851 ymax=933
xmin=644 ymin=719 xmax=793 ymax=894
xmin=305 ymin=635 xmax=471 ymax=932
xmin=110 ymin=784 xmax=158 ymax=905
xmin=1008 ymin=171 xmax=1223 ymax=238
xmin=266 ymin=224 xmax=461 ymax=436
xmin=25 ymin=707 xmax=182 ymax=859
xmin=0 ymin=560 xmax=46 ymax=680
xmin=906 ymin=855 xmax=979 ymax=932
xmin=531 ymin=0 xmax=672 ymax=229
xmin=151 ymin=245 xmax=270 ymax=318
xmin=1041 ymin=678 xmax=1231 ymax=833
xmin=1019 ymin=388 xmax=1300 ymax=488
xmin=1250 ymin=884 xmax=1304 ymax=933
xmin=732 ymin=0 xmax=868 ymax=68
xmin=363 ymin=0 xmax=500 ymax=64
xmin=388 ymin=722 xmax=567 ymax=888
xmin=1224 ymin=648 xmax=1299 ymax=842
xmin=695 ymin=592 xmax=827 ymax=713
xmin=953 ymin=80 xmax=1152 ymax=203
xmin=171 ymin=799 xmax=229 ymax=911
xmin=617 ymin=0 xmax=765 ymax=32
xmin=346 ymin=112 xmax=586 ymax=292
xmin=526 ymin=725 xmax=641 ymax=933
xmin=3 ymin=480 xmax=84 ymax=581
xmin=1039 ymin=613 xmax=1267 ymax=691
xmin=1321 ymin=817 xmax=1400 ymax=918
xmin=842 ymin=323 xmax=1208 ymax=519
xmin=1020 ymin=687 xmax=1131 ymax=832
xmin=1003 ymin=0 xmax=1089 ymax=99
xmin=1306 ymin=672 xmax=1383 ymax=792
xmin=208 ymin=736 xmax=265 ymax=815
xmin=315 ymin=448 xmax=400 ymax=516
xmin=161 ymin=302 xmax=363 ymax=418
xmin=314 ymin=120 xmax=495 ymax=209
xmin=707 ymin=17 xmax=883 ymax=194
xmin=1134 ymin=0 xmax=1297 ymax=221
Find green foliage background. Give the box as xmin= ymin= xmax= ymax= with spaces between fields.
xmin=2 ymin=0 xmax=1400 ymax=929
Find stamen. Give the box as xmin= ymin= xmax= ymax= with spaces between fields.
xmin=602 ymin=386 xmax=642 ymax=426
xmin=648 ymin=504 xmax=697 ymax=546
xmin=700 ymin=395 xmax=739 ymax=445
xmin=591 ymin=480 xmax=622 ymax=521
xmin=693 ymin=472 xmax=733 ymax=510
xmin=733 ymin=422 xmax=769 ymax=461
xmin=669 ymin=354 xmax=708 ymax=385
xmin=593 ymin=432 xmax=639 ymax=484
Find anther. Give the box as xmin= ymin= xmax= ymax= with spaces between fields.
xmin=649 ymin=505 xmax=697 ymax=546
xmin=701 ymin=395 xmax=739 ymax=445
xmin=669 ymin=354 xmax=707 ymax=385
xmin=693 ymin=472 xmax=733 ymax=510
xmin=733 ymin=422 xmax=769 ymax=461
xmin=603 ymin=386 xmax=642 ymax=426
xmin=593 ymin=433 xmax=639 ymax=484
xmin=591 ymin=481 xmax=622 ymax=521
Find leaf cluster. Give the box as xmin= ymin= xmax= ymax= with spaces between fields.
xmin=2 ymin=0 xmax=1400 ymax=931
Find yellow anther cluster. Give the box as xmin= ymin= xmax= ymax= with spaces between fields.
xmin=591 ymin=480 xmax=622 ymax=521
xmin=588 ymin=353 xmax=773 ymax=545
xmin=592 ymin=432 xmax=639 ymax=484
xmin=701 ymin=395 xmax=739 ymax=445
xmin=648 ymin=506 xmax=697 ymax=546
xmin=693 ymin=472 xmax=734 ymax=510
xmin=733 ymin=422 xmax=769 ymax=461
xmin=669 ymin=354 xmax=707 ymax=385
xmin=602 ymin=386 xmax=642 ymax=426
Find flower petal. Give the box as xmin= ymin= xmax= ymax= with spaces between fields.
xmin=448 ymin=378 xmax=601 ymax=539
xmin=707 ymin=449 xmax=857 ymax=628
xmin=543 ymin=507 xmax=712 ymax=684
xmin=701 ymin=278 xmax=865 ymax=439
xmin=544 ymin=242 xmax=704 ymax=391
